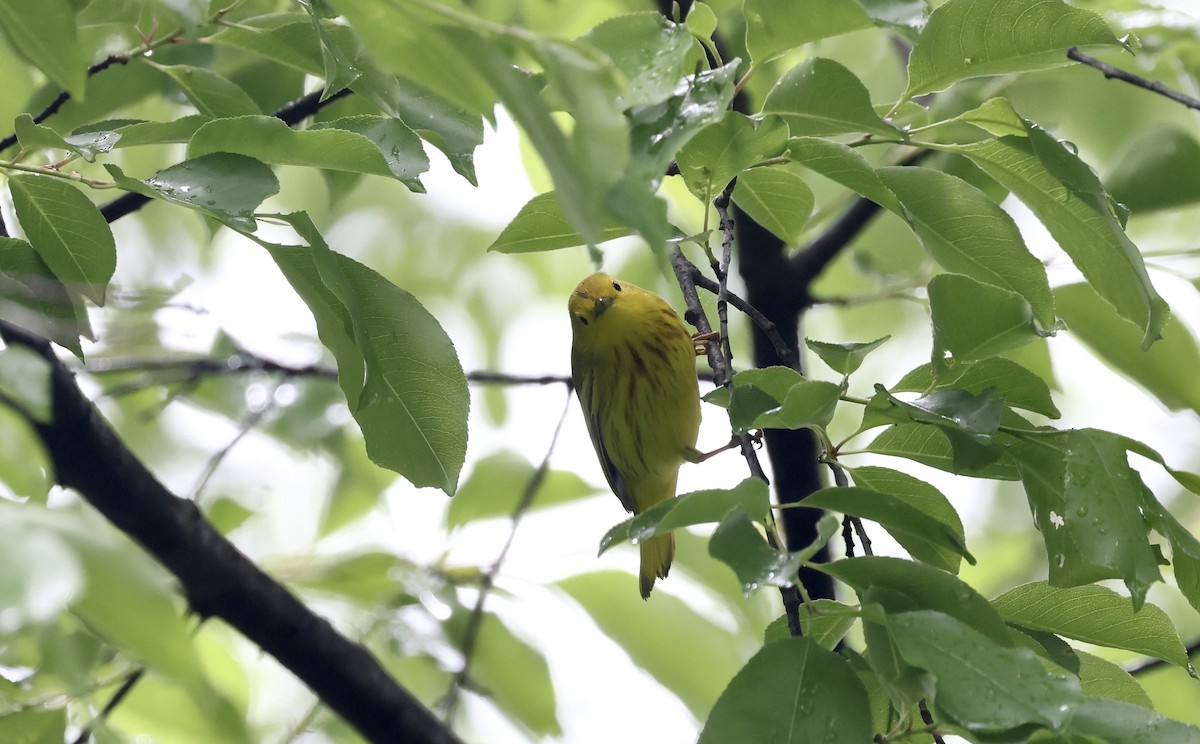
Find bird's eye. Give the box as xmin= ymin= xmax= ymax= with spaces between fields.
xmin=613 ymin=282 xmax=622 ymax=291
xmin=577 ymin=315 xmax=589 ymax=326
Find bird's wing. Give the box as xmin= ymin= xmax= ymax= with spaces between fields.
xmin=574 ymin=360 xmax=636 ymax=514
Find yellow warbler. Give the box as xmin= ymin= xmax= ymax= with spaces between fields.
xmin=569 ymin=272 xmax=702 ymax=598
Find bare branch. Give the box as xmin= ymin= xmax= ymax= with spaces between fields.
xmin=1068 ymin=47 xmax=1200 ymax=111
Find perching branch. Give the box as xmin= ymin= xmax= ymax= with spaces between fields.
xmin=0 ymin=321 xmax=461 ymax=744
xmin=1068 ymin=47 xmax=1200 ymax=111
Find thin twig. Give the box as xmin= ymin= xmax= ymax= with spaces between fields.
xmin=189 ymin=402 xmax=271 ymax=500
xmin=1127 ymin=638 xmax=1200 ymax=676
xmin=441 ymin=392 xmax=573 ymax=726
xmin=70 ymin=668 xmax=146 ymax=744
xmin=1068 ymin=47 xmax=1200 ymax=111
xmin=712 ymin=183 xmax=737 ymax=387
xmin=918 ymin=700 xmax=947 ymax=744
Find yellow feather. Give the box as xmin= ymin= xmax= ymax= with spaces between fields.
xmin=569 ymin=272 xmax=701 ymax=598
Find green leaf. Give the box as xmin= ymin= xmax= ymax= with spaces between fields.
xmin=14 ymin=114 xmax=120 ymax=162
xmin=311 ymin=115 xmax=429 ymax=192
xmin=600 ymin=478 xmax=770 ymax=554
xmin=104 ymin=154 xmax=280 ymax=232
xmin=580 ymin=12 xmax=699 ymax=110
xmin=675 ymin=112 xmax=790 ymax=203
xmin=1106 ymin=124 xmax=1200 ymax=213
xmin=709 ymin=506 xmax=807 ymax=594
xmin=940 ymin=96 xmax=1029 ymax=138
xmin=0 ymin=237 xmax=88 ymax=357
xmin=189 ymin=115 xmax=408 ymax=180
xmin=559 ymin=571 xmax=745 ymax=718
xmin=743 ymin=0 xmax=872 ymax=64
xmin=801 ymin=487 xmax=974 ymax=571
xmin=866 ymin=422 xmax=1021 ymax=480
xmin=144 ymin=61 xmax=261 ymax=117
xmin=893 ymin=357 xmax=1060 ymax=419
xmin=0 ymin=516 xmax=83 ymax=629
xmin=727 ymin=366 xmax=842 ymax=434
xmin=0 ymin=345 xmax=51 ymax=423
xmin=941 ymin=133 xmax=1168 ymax=349
xmin=904 ymin=0 xmax=1121 ymax=97
xmin=0 ymin=0 xmax=87 ymax=96
xmin=446 ymin=612 xmax=559 ymax=735
xmin=699 ymin=637 xmax=872 ymax=744
xmin=877 ymin=166 xmax=1054 ymax=328
xmin=1067 ymin=697 xmax=1200 ymax=742
xmin=447 ymin=451 xmax=598 ymax=529
xmin=805 ymin=336 xmax=890 ymax=376
xmin=764 ymin=600 xmax=860 ymax=648
xmin=788 ymin=137 xmax=903 ymax=213
xmin=487 ymin=192 xmax=632 ymax=253
xmin=299 ymin=0 xmax=361 ymax=99
xmin=887 ymin=610 xmax=1082 ymax=733
xmin=1055 ymin=282 xmax=1200 ymax=414
xmin=730 ymin=166 xmax=814 ymax=245
xmin=387 ymin=74 xmax=483 ymax=184
xmin=1074 ymin=650 xmax=1153 ymax=708
xmin=8 ymin=175 xmax=115 ymax=306
xmin=845 ymin=465 xmax=966 ymax=567
xmin=1134 ymin=489 xmax=1200 ymax=617
xmin=821 ymin=556 xmax=1013 ymax=644
xmin=251 ymin=215 xmax=468 ymax=494
xmin=762 ymin=58 xmax=899 ymax=138
xmin=1011 ymin=430 xmax=1162 ymax=608
xmin=928 ymin=273 xmax=1043 ymax=371
xmin=992 ymin=582 xmax=1189 ymax=668
xmin=101 ymin=116 xmax=211 ymax=147
xmin=864 ymin=385 xmax=1005 ymax=455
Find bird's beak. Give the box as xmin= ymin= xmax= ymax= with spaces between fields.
xmin=594 ymin=296 xmax=611 ymax=316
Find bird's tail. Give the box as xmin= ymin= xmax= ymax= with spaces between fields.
xmin=639 ymin=532 xmax=675 ymax=599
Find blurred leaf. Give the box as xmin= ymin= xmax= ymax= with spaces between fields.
xmin=448 ymin=450 xmax=598 ymax=529
xmin=311 ymin=115 xmax=430 ymax=192
xmin=1106 ymin=124 xmax=1200 ymax=213
xmin=321 ymin=431 xmax=394 ymax=535
xmin=1056 ymin=282 xmax=1200 ymax=415
xmin=0 ymin=345 xmax=52 ymax=422
xmin=9 ymin=175 xmax=115 ymax=306
xmin=801 ymin=486 xmax=974 ymax=571
xmin=0 ymin=0 xmax=86 ymax=96
xmin=805 ymin=336 xmax=890 ymax=376
xmin=708 ymin=507 xmax=830 ymax=594
xmin=300 ymin=552 xmax=415 ymax=606
xmin=942 ymin=132 xmax=1168 ymax=349
xmin=731 ymin=166 xmax=814 ymax=245
xmin=904 ymin=0 xmax=1121 ymax=97
xmin=446 ymin=611 xmax=559 ymax=735
xmin=928 ymin=273 xmax=1045 ymax=372
xmin=559 ymin=571 xmax=745 ymax=718
xmin=0 ymin=407 xmax=51 ymax=503
xmin=888 ymin=610 xmax=1082 ymax=733
xmin=0 ymin=237 xmax=87 ymax=357
xmin=764 ymin=600 xmax=859 ymax=648
xmin=762 ymin=58 xmax=899 ymax=138
xmin=878 ymin=166 xmax=1054 ymax=328
xmin=252 ymin=216 xmax=468 ymax=494
xmin=1010 ymin=429 xmax=1161 ymax=608
xmin=893 ymin=357 xmax=1060 ymax=419
xmin=0 ymin=708 xmax=66 ymax=744
xmin=487 ymin=192 xmax=632 ymax=253
xmin=105 ymin=154 xmax=280 ymax=232
xmin=699 ymin=637 xmax=872 ymax=743
xmin=0 ymin=517 xmax=83 ymax=630
xmin=727 ymin=366 xmax=842 ymax=434
xmin=743 ymin=0 xmax=872 ymax=64
xmin=676 ymin=112 xmax=789 ymax=202
xmin=205 ymin=497 xmax=252 ymax=535
xmin=600 ymin=477 xmax=770 ymax=553
xmin=821 ymin=556 xmax=1013 ymax=644
xmin=14 ymin=114 xmax=120 ymax=162
xmin=1066 ymin=696 xmax=1200 ymax=742
xmin=109 ymin=668 xmax=250 ymax=744
xmin=143 ymin=61 xmax=261 ymax=117
xmin=788 ymin=137 xmax=903 ymax=213
xmin=580 ymin=12 xmax=698 ymax=109
xmin=992 ymin=582 xmax=1189 ymax=668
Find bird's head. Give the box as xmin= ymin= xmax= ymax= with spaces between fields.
xmin=568 ymin=272 xmax=627 ymax=331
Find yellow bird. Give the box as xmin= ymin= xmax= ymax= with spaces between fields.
xmin=569 ymin=272 xmax=702 ymax=598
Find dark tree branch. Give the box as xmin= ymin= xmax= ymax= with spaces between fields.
xmin=0 ymin=321 xmax=462 ymax=744
xmin=1127 ymin=637 xmax=1200 ymax=677
xmin=1068 ymin=47 xmax=1200 ymax=111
